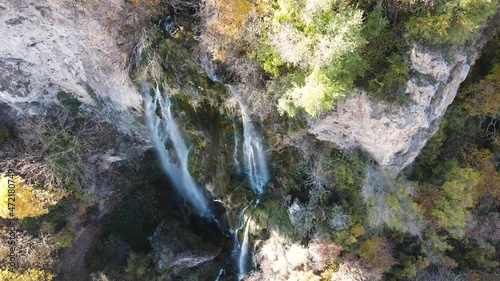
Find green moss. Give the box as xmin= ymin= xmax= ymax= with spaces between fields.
xmin=253 ymin=200 xmax=294 ymax=235
xmin=410 ymin=70 xmax=439 ymax=87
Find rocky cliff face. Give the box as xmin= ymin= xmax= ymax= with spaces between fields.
xmin=0 ymin=1 xmax=148 ymax=280
xmin=306 ymin=9 xmax=500 ymax=174
xmin=309 ymin=45 xmax=474 ymax=171
xmin=0 ymin=0 xmax=141 ymax=115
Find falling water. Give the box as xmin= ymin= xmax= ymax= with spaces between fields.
xmin=143 ymin=83 xmax=212 ymax=217
xmin=225 ymin=85 xmax=269 ymax=280
xmin=226 ymin=85 xmax=269 ymax=195
xmin=232 ymin=118 xmax=242 ymax=175
xmin=238 ymin=212 xmax=253 ymax=280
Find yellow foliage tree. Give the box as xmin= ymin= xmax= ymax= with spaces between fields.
xmin=0 ymin=268 xmax=54 ymax=281
xmin=462 ymin=63 xmax=500 ymax=117
xmin=461 ymin=146 xmax=500 ymax=201
xmin=0 ymin=175 xmax=67 ymax=219
xmin=359 ymin=236 xmax=397 ymax=274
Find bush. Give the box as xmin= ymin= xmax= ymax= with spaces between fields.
xmin=88 ymin=234 xmax=122 ymax=271
xmin=0 ymin=127 xmax=11 ymax=146
xmin=461 ymin=63 xmax=500 ymax=117
xmin=41 ymin=124 xmax=83 ymax=188
xmin=56 ymin=90 xmax=81 ymax=114
xmin=359 ymin=236 xmax=397 ymax=274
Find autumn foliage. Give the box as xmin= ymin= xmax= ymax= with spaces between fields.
xmin=0 ymin=175 xmax=67 ymax=219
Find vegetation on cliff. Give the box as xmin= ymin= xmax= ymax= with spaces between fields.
xmin=1 ymin=0 xmax=499 ymax=280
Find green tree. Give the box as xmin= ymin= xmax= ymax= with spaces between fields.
xmin=431 ymin=167 xmax=480 ymax=238
xmin=461 ymin=63 xmax=500 ymax=117
xmin=406 ymin=0 xmax=498 ymax=45
xmin=261 ymin=0 xmax=379 ymax=116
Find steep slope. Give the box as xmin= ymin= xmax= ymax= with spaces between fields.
xmin=309 ymin=11 xmax=500 ymax=171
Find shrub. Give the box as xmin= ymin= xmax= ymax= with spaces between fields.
xmin=41 ymin=124 xmax=83 ymax=188
xmin=56 ymin=90 xmax=81 ymax=114
xmin=0 ymin=127 xmax=11 ymax=146
xmin=461 ymin=63 xmax=500 ymax=117
xmin=88 ymin=234 xmax=122 ymax=271
xmin=0 ymin=229 xmax=58 ymax=270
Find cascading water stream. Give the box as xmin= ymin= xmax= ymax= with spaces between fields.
xmin=237 ymin=211 xmax=253 ymax=280
xmin=143 ymin=83 xmax=213 ymax=217
xmin=232 ymin=118 xmax=242 ymax=175
xmin=227 ymin=85 xmax=270 ymax=280
xmin=227 ymin=85 xmax=269 ymax=196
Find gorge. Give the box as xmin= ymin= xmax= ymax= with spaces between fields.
xmin=0 ymin=0 xmax=499 ymax=281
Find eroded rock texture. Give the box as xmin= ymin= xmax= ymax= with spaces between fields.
xmin=309 ymin=46 xmax=474 ymax=171
xmin=0 ymin=0 xmax=141 ymax=111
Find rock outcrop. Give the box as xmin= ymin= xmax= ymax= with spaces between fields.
xmin=308 ymin=9 xmax=500 ymax=172
xmin=0 ymin=0 xmax=141 ymax=113
xmin=309 ymin=45 xmax=472 ymax=171
xmin=149 ymin=219 xmax=222 ymax=281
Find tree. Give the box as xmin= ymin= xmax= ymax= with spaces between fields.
xmin=362 ymin=166 xmax=425 ymax=236
xmin=406 ymin=0 xmax=498 ymax=45
xmin=0 ymin=268 xmax=54 ymax=281
xmin=460 ymin=146 xmax=500 ymax=201
xmin=264 ymin=0 xmax=373 ymax=116
xmin=359 ymin=236 xmax=397 ymax=275
xmin=430 ymin=168 xmax=480 ymax=238
xmin=462 ymin=63 xmax=500 ymax=117
xmin=0 ymin=175 xmax=67 ymax=219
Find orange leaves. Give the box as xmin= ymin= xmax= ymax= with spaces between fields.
xmin=208 ymin=0 xmax=253 ymax=37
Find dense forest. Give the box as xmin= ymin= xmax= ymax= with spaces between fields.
xmin=0 ymin=0 xmax=499 ymax=280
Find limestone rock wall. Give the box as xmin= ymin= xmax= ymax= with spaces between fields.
xmin=0 ymin=0 xmax=141 ymax=113
xmin=309 ymin=46 xmax=473 ymax=171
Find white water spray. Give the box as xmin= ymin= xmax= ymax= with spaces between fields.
xmin=226 ymin=85 xmax=269 ymax=195
xmin=232 ymin=118 xmax=242 ymax=174
xmin=238 ymin=212 xmax=253 ymax=280
xmin=143 ymin=83 xmax=212 ymax=216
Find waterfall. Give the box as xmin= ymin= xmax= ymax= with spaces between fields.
xmin=143 ymin=83 xmax=212 ymax=217
xmin=226 ymin=85 xmax=269 ymax=195
xmin=237 ymin=212 xmax=253 ymax=280
xmin=226 ymin=85 xmax=270 ymax=280
xmin=232 ymin=118 xmax=241 ymax=175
